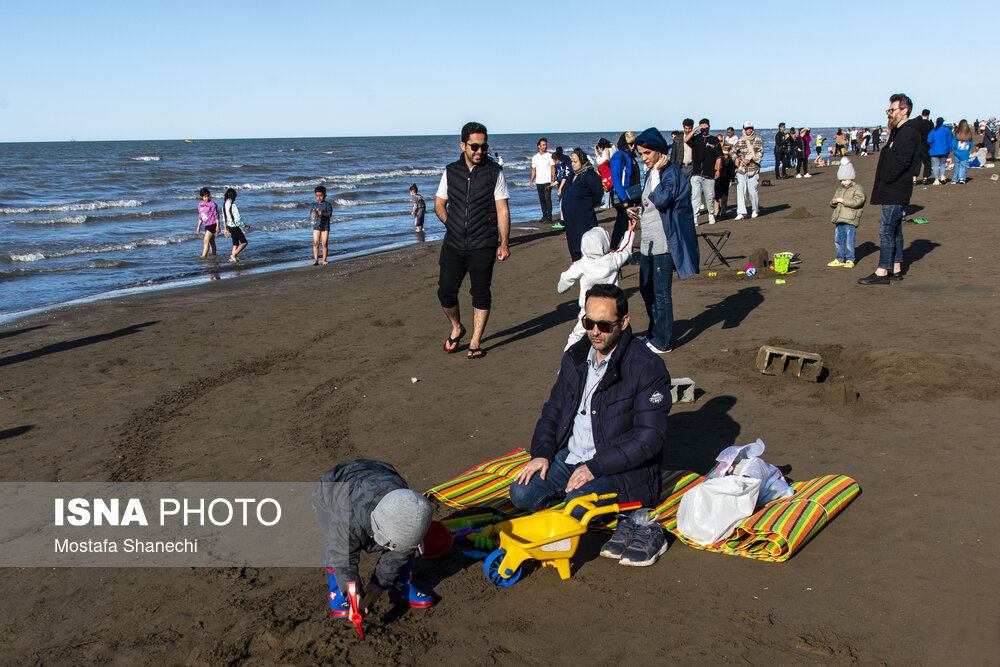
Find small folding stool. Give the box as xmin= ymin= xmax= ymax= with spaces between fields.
xmin=700 ymin=230 xmax=731 ymax=269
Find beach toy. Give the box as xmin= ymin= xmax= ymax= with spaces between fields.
xmin=441 ymin=512 xmax=499 ymax=532
xmin=421 ymin=520 xmax=453 ymax=559
xmin=773 ymin=252 xmax=793 ymax=275
xmin=708 ymin=272 xmax=717 ymax=277
xmin=483 ymin=493 xmax=641 ymax=586
xmin=745 ymin=265 xmax=757 ymax=277
xmin=775 ymin=279 xmax=786 ymax=285
xmin=346 ymin=581 xmax=364 ymax=639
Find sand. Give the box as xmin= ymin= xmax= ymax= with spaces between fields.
xmin=1 ymin=156 xmax=998 ymax=665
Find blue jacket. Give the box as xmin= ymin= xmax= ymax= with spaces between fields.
xmin=926 ymin=125 xmax=954 ymax=157
xmin=530 ymin=326 xmax=671 ymax=508
xmin=951 ymin=135 xmax=972 ymax=160
xmin=647 ymin=161 xmax=700 ymax=279
xmin=609 ymin=150 xmax=636 ymax=203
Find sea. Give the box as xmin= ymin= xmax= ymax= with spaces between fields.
xmin=0 ymin=128 xmax=845 ymax=323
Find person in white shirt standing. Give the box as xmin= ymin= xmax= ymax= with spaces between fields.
xmin=529 ymin=137 xmax=556 ymax=225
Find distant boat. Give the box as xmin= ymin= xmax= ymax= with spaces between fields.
xmin=184 ymin=139 xmax=195 ymax=143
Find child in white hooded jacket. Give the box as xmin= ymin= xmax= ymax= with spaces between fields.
xmin=557 ymin=218 xmax=635 ymax=350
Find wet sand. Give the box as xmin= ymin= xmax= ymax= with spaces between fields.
xmin=1 ymin=155 xmax=998 ymax=664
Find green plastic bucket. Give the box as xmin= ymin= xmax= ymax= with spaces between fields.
xmin=773 ymin=252 xmax=793 ymax=274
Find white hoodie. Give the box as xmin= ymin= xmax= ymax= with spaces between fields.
xmin=558 ymin=226 xmax=634 ymax=350
xmin=558 ymin=226 xmax=634 ymax=308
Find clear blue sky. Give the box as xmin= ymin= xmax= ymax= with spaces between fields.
xmin=1 ymin=0 xmax=995 ymax=142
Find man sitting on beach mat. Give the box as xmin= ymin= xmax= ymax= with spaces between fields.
xmin=510 ymin=284 xmax=671 ymax=567
xmin=312 ymin=460 xmax=435 ymax=619
xmin=434 ymin=121 xmax=511 ymax=359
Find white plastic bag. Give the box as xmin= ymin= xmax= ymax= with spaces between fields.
xmin=676 ymin=475 xmax=761 ymax=546
xmin=707 ymin=439 xmax=794 ymax=510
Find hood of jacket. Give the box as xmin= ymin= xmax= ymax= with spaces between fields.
xmin=580 ymin=225 xmax=611 ymax=259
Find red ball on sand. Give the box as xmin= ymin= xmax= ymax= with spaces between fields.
xmin=421 ymin=520 xmax=453 ymax=559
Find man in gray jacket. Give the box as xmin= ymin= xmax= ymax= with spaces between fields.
xmin=313 ymin=460 xmax=434 ymax=618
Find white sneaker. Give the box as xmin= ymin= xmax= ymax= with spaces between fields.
xmin=795 ymin=174 xmax=802 ymax=179
xmin=708 ymin=214 xmax=716 ymax=224
xmin=646 ymin=341 xmax=671 ymax=354
xmin=734 ymin=214 xmax=745 ymax=220
xmin=804 ymin=173 xmax=811 ymax=178
xmin=751 ymin=211 xmax=759 ymax=218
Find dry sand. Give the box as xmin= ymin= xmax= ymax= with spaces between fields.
xmin=1 ymin=156 xmax=998 ymax=664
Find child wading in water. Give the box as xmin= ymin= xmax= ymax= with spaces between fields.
xmin=223 ymin=188 xmax=249 ymax=262
xmin=311 ymin=185 xmax=333 ymax=265
xmin=409 ymin=184 xmax=425 ymax=232
xmin=827 ymin=157 xmax=865 ymax=269
xmin=196 ymin=187 xmax=219 ymax=257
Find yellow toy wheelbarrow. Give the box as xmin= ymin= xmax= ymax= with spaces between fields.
xmin=483 ymin=493 xmax=641 ymax=586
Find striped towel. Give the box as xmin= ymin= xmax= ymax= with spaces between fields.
xmin=425 ymin=448 xmax=860 ymax=562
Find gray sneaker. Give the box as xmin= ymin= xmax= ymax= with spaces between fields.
xmin=619 ymin=522 xmax=668 ymax=567
xmin=599 ymin=513 xmax=637 ymax=559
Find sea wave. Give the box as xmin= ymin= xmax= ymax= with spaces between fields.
xmin=329 ymin=167 xmax=443 ymax=184
xmin=331 ymin=197 xmax=411 ymax=207
xmin=2 ymin=234 xmax=191 ymax=264
xmin=130 ymin=156 xmax=161 ymax=162
xmin=13 ymin=214 xmax=89 ymax=225
xmin=0 ymin=199 xmax=145 ymax=215
xmin=0 ymin=259 xmax=138 ymax=278
xmin=5 ymin=252 xmax=46 ymax=263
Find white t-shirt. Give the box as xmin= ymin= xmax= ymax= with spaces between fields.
xmin=531 ymin=151 xmax=554 ymax=184
xmin=435 ymin=168 xmax=510 ymax=201
xmin=725 ymin=134 xmax=738 ymax=147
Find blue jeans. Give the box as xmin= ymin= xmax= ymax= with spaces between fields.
xmin=953 ymin=158 xmax=968 ymax=183
xmin=638 ymin=252 xmax=675 ymax=351
xmin=877 ymin=204 xmax=904 ymax=271
xmin=509 ymin=448 xmax=617 ymax=519
xmin=931 ymin=156 xmax=948 ymax=181
xmin=834 ymin=224 xmax=856 ymax=263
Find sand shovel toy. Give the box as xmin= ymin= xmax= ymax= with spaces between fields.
xmin=346 ymin=581 xmax=364 ymax=639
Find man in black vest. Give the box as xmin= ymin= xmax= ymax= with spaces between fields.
xmin=434 ymin=122 xmax=511 ymax=359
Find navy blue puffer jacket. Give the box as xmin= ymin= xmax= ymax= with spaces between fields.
xmin=530 ymin=326 xmax=671 ymax=507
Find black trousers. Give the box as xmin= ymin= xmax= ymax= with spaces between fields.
xmin=536 ymin=184 xmax=553 ymax=223
xmin=920 ymin=149 xmax=933 ymax=179
xmin=773 ymin=153 xmax=785 ymax=179
xmin=610 ymin=203 xmax=630 ymax=248
xmin=437 ymin=244 xmax=497 ymax=310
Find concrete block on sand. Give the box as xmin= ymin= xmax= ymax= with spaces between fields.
xmin=670 ymin=377 xmax=695 ymax=403
xmin=756 ymin=345 xmax=823 ymax=382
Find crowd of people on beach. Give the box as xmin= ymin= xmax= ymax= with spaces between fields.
xmin=310 ymin=96 xmax=998 ymax=627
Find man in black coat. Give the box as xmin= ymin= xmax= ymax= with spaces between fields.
xmin=859 ymin=93 xmax=922 ymax=285
xmin=912 ymin=108 xmax=934 ymax=185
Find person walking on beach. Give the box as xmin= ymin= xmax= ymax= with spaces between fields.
xmin=913 ymin=109 xmax=934 ymax=185
xmin=774 ymin=123 xmax=789 ymax=180
xmin=409 ymin=184 xmax=425 ymax=232
xmin=434 ymin=121 xmax=510 ymax=359
xmin=630 ymin=127 xmax=700 ymax=354
xmin=795 ymin=128 xmax=812 ymax=178
xmin=222 ymin=188 xmax=249 ymax=262
xmin=926 ymin=117 xmax=954 ymax=185
xmin=196 ymin=187 xmax=219 ymax=258
xmin=732 ymin=122 xmax=764 ymax=220
xmin=872 ymin=125 xmax=882 ymax=152
xmin=714 ymin=135 xmax=735 ymax=218
xmin=310 ymin=186 xmax=333 ymax=265
xmin=951 ymin=119 xmax=973 ymax=184
xmin=858 ymin=93 xmax=922 ymax=286
xmin=551 ymin=149 xmax=571 ymax=230
xmin=688 ymin=119 xmax=722 ymax=225
xmin=529 ymin=138 xmax=555 ymax=225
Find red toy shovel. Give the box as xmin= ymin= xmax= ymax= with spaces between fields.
xmin=346 ymin=581 xmax=364 ymax=639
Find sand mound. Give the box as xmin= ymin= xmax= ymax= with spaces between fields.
xmin=785 ymin=206 xmax=814 ymax=219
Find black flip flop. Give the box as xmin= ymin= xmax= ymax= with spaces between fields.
xmin=467 ymin=347 xmax=486 ymax=360
xmin=444 ymin=325 xmax=466 ymax=353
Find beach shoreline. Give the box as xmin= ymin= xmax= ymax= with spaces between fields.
xmin=1 ymin=155 xmax=998 ymax=664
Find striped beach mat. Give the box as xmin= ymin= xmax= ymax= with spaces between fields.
xmin=425 ymin=448 xmax=860 ymax=562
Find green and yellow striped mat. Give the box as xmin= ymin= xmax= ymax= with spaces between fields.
xmin=425 ymin=448 xmax=860 ymax=562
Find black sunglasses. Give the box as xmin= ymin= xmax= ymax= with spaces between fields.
xmin=467 ymin=142 xmax=489 ymax=152
xmin=581 ymin=317 xmax=620 ymax=333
